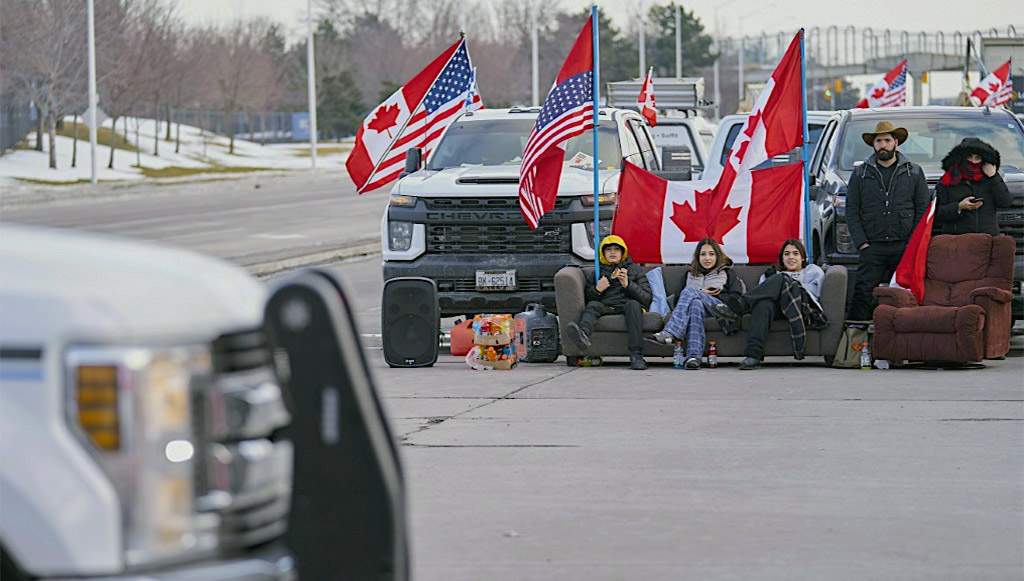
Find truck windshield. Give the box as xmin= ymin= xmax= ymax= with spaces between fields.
xmin=428 ymin=118 xmax=622 ymax=170
xmin=719 ymin=122 xmax=826 ymax=168
xmin=837 ymin=117 xmax=1024 ymax=174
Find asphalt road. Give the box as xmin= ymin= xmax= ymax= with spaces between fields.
xmin=1 ymin=168 xmax=386 ymax=268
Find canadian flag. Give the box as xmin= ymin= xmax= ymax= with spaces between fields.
xmin=613 ymin=31 xmax=805 ymax=263
xmin=894 ymin=199 xmax=936 ymax=303
xmin=971 ymin=59 xmax=1013 ymax=107
xmin=855 ymin=59 xmax=908 ymax=108
xmin=638 ymin=68 xmax=657 ymax=127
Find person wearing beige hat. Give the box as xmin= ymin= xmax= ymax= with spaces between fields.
xmin=845 ymin=121 xmax=930 ymax=321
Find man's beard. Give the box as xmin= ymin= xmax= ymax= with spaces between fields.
xmin=875 ymin=148 xmax=895 ymax=161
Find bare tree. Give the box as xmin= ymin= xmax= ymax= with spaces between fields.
xmin=1 ymin=0 xmax=87 ymax=169
xmin=208 ymin=19 xmax=279 ymax=154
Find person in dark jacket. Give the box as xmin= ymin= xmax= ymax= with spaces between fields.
xmin=933 ymin=137 xmax=1012 ymax=235
xmin=712 ymin=239 xmax=827 ymax=369
xmin=644 ymin=238 xmax=743 ymax=370
xmin=565 ymin=234 xmax=653 ymax=370
xmin=846 ymin=121 xmax=931 ymax=321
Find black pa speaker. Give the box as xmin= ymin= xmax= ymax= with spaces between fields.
xmin=382 ymin=277 xmax=439 ymax=368
xmin=265 ymin=270 xmax=408 ymax=581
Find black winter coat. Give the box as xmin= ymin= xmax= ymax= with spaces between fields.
xmin=933 ymin=138 xmax=1012 ymax=235
xmin=846 ymin=151 xmax=931 ymax=248
xmin=584 ymin=257 xmax=653 ymax=310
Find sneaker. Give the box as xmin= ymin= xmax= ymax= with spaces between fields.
xmin=565 ymin=322 xmax=591 ymax=349
xmin=684 ymin=357 xmax=701 ymax=370
xmin=643 ymin=331 xmax=675 ymax=346
xmin=739 ymin=356 xmax=761 ymax=370
xmin=629 ymin=352 xmax=648 ymax=370
xmin=710 ymin=303 xmax=739 ymax=321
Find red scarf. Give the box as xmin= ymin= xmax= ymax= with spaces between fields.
xmin=940 ymin=161 xmax=984 ymax=186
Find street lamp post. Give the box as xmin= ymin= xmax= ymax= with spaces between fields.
xmin=306 ymin=0 xmax=318 ymax=169
xmin=87 ymin=0 xmax=98 ymax=184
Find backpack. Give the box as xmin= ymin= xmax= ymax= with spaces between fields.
xmin=832 ymin=321 xmax=871 ymax=368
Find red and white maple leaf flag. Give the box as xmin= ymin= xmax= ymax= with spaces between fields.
xmin=346 ymin=38 xmax=481 ymax=193
xmin=613 ymin=161 xmax=805 ymax=264
xmin=638 ymin=67 xmax=657 ymax=126
xmin=971 ymin=59 xmax=1013 ymax=107
xmin=612 ymin=32 xmax=805 ymax=263
xmin=893 ymin=199 xmax=936 ymax=304
xmin=855 ymin=59 xmax=907 ymax=108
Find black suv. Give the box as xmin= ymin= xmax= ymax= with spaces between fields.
xmin=808 ymin=107 xmax=1024 ymax=319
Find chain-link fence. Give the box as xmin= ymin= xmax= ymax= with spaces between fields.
xmin=1 ymin=94 xmax=34 ymax=152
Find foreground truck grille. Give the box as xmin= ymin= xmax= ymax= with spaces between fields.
xmin=427 ymin=223 xmax=570 ymax=254
xmin=196 ymin=329 xmax=293 ymax=551
xmin=424 ymin=197 xmax=570 ymax=211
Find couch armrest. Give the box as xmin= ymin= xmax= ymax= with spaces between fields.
xmin=554 ymin=266 xmax=587 ymax=326
xmin=969 ymin=287 xmax=1012 ymax=304
xmin=873 ymin=286 xmax=918 ymax=308
xmin=817 ymin=265 xmax=847 ymax=357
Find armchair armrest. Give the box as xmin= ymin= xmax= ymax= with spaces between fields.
xmin=873 ymin=286 xmax=918 ymax=308
xmin=554 ymin=266 xmax=587 ymax=324
xmin=817 ymin=265 xmax=847 ymax=358
xmin=969 ymin=287 xmax=1012 ymax=304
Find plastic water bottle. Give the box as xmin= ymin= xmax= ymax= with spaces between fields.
xmin=707 ymin=341 xmax=718 ymax=368
xmin=860 ymin=342 xmax=872 ymax=370
xmin=673 ymin=342 xmax=685 ymax=369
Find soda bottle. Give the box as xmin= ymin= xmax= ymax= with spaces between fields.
xmin=860 ymin=342 xmax=872 ymax=370
xmin=673 ymin=342 xmax=685 ymax=369
xmin=707 ymin=341 xmax=718 ymax=368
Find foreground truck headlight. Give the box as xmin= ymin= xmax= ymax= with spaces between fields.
xmin=66 ymin=345 xmax=219 ymax=567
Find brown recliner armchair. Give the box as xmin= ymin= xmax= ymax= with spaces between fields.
xmin=872 ymin=234 xmax=1014 ymax=363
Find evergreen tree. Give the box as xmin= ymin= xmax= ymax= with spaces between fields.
xmin=318 ymin=69 xmax=366 ymax=138
xmin=646 ymin=3 xmax=715 ymax=77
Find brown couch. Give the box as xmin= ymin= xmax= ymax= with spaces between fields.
xmin=872 ymin=234 xmax=1014 ymax=362
xmin=554 ymin=264 xmax=848 ymax=364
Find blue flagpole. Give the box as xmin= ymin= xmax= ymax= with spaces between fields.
xmin=799 ymin=29 xmax=812 ymax=263
xmin=591 ymin=5 xmax=601 ymax=283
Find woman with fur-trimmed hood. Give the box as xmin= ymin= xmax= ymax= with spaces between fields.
xmin=933 ymin=137 xmax=1012 ymax=235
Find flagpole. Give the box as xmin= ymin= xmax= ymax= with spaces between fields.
xmin=591 ymin=5 xmax=601 ymax=283
xmin=800 ymin=28 xmax=812 ymax=263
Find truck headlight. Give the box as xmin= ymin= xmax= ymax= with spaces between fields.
xmin=836 ymin=222 xmax=856 ymax=254
xmin=580 ymin=192 xmax=617 ymax=206
xmin=584 ymin=220 xmax=613 ymax=241
xmin=67 ymin=345 xmax=219 ymax=568
xmin=388 ymin=194 xmax=417 ymax=207
xmin=388 ymin=221 xmax=414 ymax=252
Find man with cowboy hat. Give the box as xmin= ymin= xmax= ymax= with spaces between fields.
xmin=846 ymin=120 xmax=930 ymax=321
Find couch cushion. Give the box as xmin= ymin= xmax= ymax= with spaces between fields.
xmin=593 ymin=312 xmax=664 ymax=332
xmin=891 ymin=306 xmax=961 ymax=333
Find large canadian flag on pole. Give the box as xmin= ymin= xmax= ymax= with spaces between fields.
xmin=971 ymin=59 xmax=1013 ymax=107
xmin=613 ymin=32 xmax=805 ymax=264
xmin=346 ymin=38 xmax=482 ymax=193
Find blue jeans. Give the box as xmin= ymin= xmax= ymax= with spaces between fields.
xmin=662 ymin=287 xmax=723 ymax=359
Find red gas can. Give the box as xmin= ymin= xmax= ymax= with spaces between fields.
xmin=449 ymin=319 xmax=475 ymax=356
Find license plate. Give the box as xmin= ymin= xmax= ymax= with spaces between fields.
xmin=476 ymin=270 xmax=516 ymax=291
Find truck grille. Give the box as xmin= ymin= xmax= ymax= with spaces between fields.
xmin=424 ymin=197 xmax=570 ymax=211
xmin=427 ymin=223 xmax=571 ymax=254
xmin=436 ymin=277 xmax=555 ymax=293
xmin=196 ymin=329 xmax=292 ymax=552
xmin=998 ymin=196 xmax=1023 ymax=256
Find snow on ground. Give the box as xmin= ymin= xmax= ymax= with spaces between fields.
xmin=0 ymin=116 xmax=349 ymax=186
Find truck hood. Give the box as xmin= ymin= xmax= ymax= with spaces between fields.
xmin=0 ymin=225 xmax=265 ymax=347
xmin=394 ymin=165 xmax=620 ymax=196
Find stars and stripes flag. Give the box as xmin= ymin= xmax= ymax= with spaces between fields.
xmin=518 ymin=14 xmax=595 ymax=230
xmin=612 ymin=31 xmax=806 ymax=264
xmin=856 ymin=59 xmax=907 ymax=108
xmin=971 ymin=59 xmax=1013 ymax=107
xmin=346 ymin=38 xmax=482 ymax=193
xmin=638 ymin=67 xmax=657 ymax=126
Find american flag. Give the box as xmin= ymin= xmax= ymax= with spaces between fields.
xmin=519 ymin=16 xmax=595 ymax=229
xmin=360 ymin=40 xmax=482 ymax=193
xmin=856 ymin=59 xmax=907 ymax=108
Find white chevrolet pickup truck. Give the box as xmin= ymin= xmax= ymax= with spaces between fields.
xmin=0 ymin=225 xmax=295 ymax=580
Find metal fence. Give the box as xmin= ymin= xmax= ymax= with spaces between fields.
xmin=126 ymin=103 xmax=297 ymax=144
xmin=1 ymin=94 xmax=34 ymax=152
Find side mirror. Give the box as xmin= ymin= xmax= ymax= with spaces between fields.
xmin=403 ymin=148 xmax=423 ymax=174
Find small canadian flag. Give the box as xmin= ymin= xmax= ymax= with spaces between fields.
xmin=971 ymin=59 xmax=1013 ymax=107
xmin=638 ymin=68 xmax=657 ymax=127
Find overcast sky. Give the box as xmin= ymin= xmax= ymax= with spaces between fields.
xmin=175 ymin=0 xmax=1020 ymax=41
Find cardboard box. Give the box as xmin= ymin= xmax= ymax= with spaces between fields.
xmin=474 ymin=331 xmax=511 ymax=346
xmin=474 ymin=356 xmax=517 ymax=370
